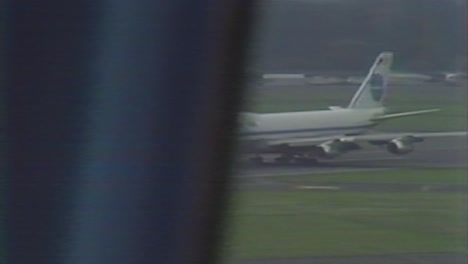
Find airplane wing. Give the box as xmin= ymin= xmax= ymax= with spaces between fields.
xmin=370 ymin=109 xmax=440 ymax=121
xmin=267 ymin=131 xmax=466 ymax=147
xmin=260 ymin=131 xmax=467 ymax=159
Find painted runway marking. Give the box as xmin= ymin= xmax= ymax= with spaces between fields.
xmin=295 ymin=185 xmax=340 ymax=190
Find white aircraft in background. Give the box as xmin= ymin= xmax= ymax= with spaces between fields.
xmin=239 ymin=52 xmax=465 ymax=164
xmin=426 ymin=71 xmax=467 ymax=86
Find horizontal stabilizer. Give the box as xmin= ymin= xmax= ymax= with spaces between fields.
xmin=371 ymin=109 xmax=440 ymax=121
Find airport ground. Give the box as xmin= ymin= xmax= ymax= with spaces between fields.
xmin=222 ymin=81 xmax=467 ymax=264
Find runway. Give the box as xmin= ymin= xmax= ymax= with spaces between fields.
xmin=231 ymin=135 xmax=467 ymax=194
xmin=235 ymin=135 xmax=467 ymax=179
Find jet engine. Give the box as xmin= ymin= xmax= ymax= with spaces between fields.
xmin=316 ymin=141 xmax=341 ymax=159
xmin=315 ymin=140 xmax=360 ymax=159
xmin=386 ymin=138 xmax=416 ymax=155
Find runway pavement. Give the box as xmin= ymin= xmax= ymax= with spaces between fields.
xmin=235 ymin=135 xmax=467 ymax=179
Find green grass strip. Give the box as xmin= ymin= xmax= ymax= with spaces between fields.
xmin=223 ymin=191 xmax=467 ymax=259
xmin=272 ymin=168 xmax=467 ymax=185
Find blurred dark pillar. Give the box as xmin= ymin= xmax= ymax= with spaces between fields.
xmin=6 ymin=0 xmax=254 ymax=263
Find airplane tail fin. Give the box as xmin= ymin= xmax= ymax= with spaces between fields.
xmin=347 ymin=52 xmax=393 ymax=109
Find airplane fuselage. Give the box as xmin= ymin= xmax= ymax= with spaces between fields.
xmin=240 ymin=107 xmax=386 ymax=141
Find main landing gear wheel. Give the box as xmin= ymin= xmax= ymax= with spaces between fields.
xmin=274 ymin=155 xmax=293 ymax=164
xmin=247 ymin=155 xmax=265 ymax=165
xmin=274 ymin=155 xmax=318 ymax=166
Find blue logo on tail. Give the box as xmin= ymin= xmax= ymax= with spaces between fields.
xmin=369 ymin=74 xmax=384 ymax=102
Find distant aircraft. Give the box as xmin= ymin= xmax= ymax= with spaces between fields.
xmin=262 ymin=73 xmax=305 ymax=79
xmin=238 ymin=52 xmax=464 ymax=164
xmin=444 ymin=72 xmax=467 ymax=86
xmin=425 ymin=72 xmax=467 ymax=86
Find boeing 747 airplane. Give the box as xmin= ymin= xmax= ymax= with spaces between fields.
xmin=239 ymin=52 xmax=465 ymax=164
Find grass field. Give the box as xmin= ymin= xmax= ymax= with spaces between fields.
xmin=272 ymin=168 xmax=467 ymax=185
xmin=222 ymin=169 xmax=467 ymax=260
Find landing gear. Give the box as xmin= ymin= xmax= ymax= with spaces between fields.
xmin=274 ymin=154 xmax=318 ymax=165
xmin=244 ymin=153 xmax=319 ymax=166
xmin=247 ymin=155 xmax=265 ymax=165
xmin=274 ymin=155 xmax=293 ymax=164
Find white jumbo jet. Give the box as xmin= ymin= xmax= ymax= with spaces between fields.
xmin=239 ymin=52 xmax=465 ymax=164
